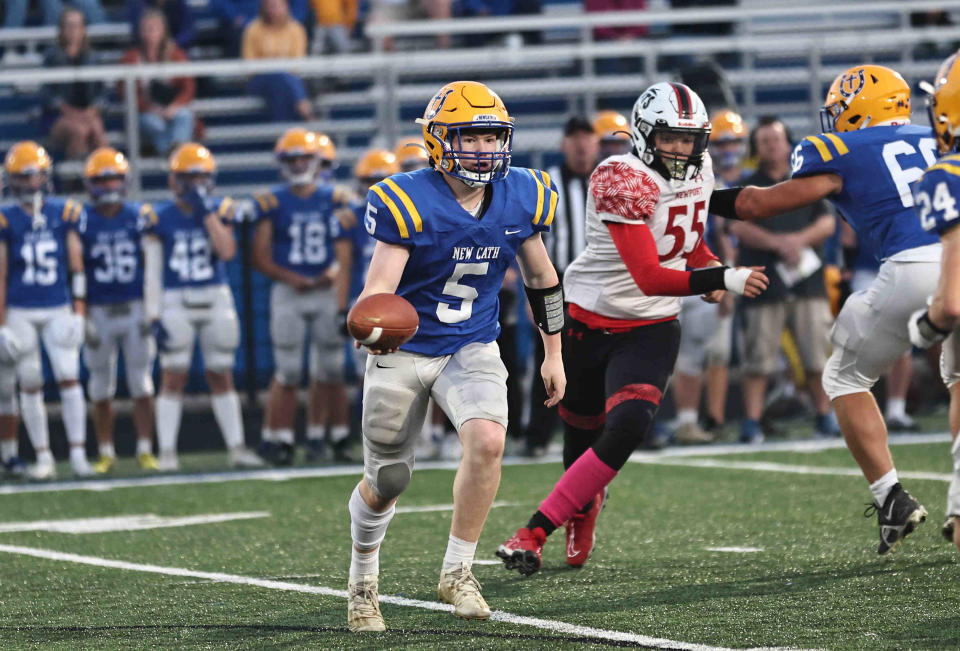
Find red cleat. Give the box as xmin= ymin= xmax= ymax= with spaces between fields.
xmin=565 ymin=490 xmax=606 ymax=567
xmin=496 ymin=527 xmax=547 ymax=576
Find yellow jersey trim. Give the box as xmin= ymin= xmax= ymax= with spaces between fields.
xmin=529 ymin=169 xmax=546 ymax=225
xmin=370 ymin=184 xmax=410 ymax=239
xmin=382 ymin=179 xmax=422 ymax=233
xmin=805 ymin=136 xmax=834 ymax=162
xmin=928 ymin=162 xmax=960 ymax=178
xmin=823 ymin=133 xmax=850 ymax=156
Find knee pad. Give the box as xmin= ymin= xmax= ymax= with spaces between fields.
xmin=160 ymin=309 xmax=194 ymax=370
xmin=203 ymin=311 xmax=240 ymax=372
xmin=273 ymin=346 xmax=304 ymax=386
xmin=124 ymin=361 xmax=155 ymax=399
xmin=370 ymin=462 xmax=411 ymax=501
xmin=16 ymin=348 xmax=44 ymax=391
xmin=308 ymin=339 xmax=344 ymax=383
xmin=595 ymin=393 xmax=660 ymax=470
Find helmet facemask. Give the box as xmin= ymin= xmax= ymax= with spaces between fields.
xmin=86 ymin=174 xmax=127 ymax=207
xmin=279 ymin=153 xmax=319 ymax=187
xmin=637 ymin=122 xmax=710 ymax=181
xmin=172 ymin=172 xmax=215 ymax=201
xmin=434 ymin=123 xmax=514 ymax=187
xmin=7 ymin=170 xmax=50 ymax=212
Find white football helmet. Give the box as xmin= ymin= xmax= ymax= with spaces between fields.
xmin=630 ymin=82 xmax=711 ymax=181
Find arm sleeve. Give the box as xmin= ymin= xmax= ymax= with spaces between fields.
xmin=686 ymin=237 xmax=720 ymax=268
xmin=590 ymin=161 xmax=661 ymax=224
xmin=607 ymin=221 xmax=698 ymax=296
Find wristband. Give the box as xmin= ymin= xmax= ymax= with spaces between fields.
xmin=708 ymin=187 xmax=743 ymax=220
xmin=524 ymin=283 xmax=565 ymax=334
xmin=71 ymin=272 xmax=87 ymax=300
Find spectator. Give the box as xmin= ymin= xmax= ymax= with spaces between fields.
xmin=4 ymin=0 xmax=105 ymax=28
xmin=309 ymin=0 xmax=356 ymax=54
xmin=122 ymin=9 xmax=196 ymax=156
xmin=211 ymin=0 xmax=307 ymax=56
xmin=44 ymin=7 xmax=108 ymax=160
xmin=586 ymin=0 xmax=646 ymax=41
xmin=728 ymin=117 xmax=838 ymax=443
xmin=456 ymin=0 xmax=541 ymax=47
xmin=128 ymin=0 xmax=196 ymax=50
xmin=368 ymin=0 xmax=451 ymax=50
xmin=242 ymin=0 xmax=314 ymax=122
xmin=523 ymin=116 xmax=598 ymax=456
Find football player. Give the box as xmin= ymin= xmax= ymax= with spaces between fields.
xmin=345 ymin=81 xmax=566 ymax=632
xmin=672 ymin=110 xmax=745 ymax=443
xmin=142 ymin=143 xmax=263 ymax=471
xmin=252 ymin=129 xmax=353 ymax=465
xmin=0 ymin=172 xmax=25 ymax=478
xmin=0 ymin=141 xmax=91 ymax=479
xmin=906 ymin=50 xmax=960 ymax=554
xmin=593 ymin=110 xmax=632 ymax=159
xmin=497 ymin=82 xmax=767 ymax=576
xmin=712 ymin=65 xmax=938 ymax=554
xmin=393 ymin=136 xmax=430 ymax=172
xmin=80 ymin=148 xmax=159 ymax=473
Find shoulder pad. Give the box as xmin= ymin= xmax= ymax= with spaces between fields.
xmin=589 ymin=161 xmax=660 ymax=221
xmin=523 ymin=168 xmax=559 ymax=228
xmin=217 ymin=197 xmax=235 ymax=221
xmin=369 ymin=176 xmax=423 ymax=240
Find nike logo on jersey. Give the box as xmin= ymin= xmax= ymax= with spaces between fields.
xmin=505 ymin=229 xmax=522 ymax=235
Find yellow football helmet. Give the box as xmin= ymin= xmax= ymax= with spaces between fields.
xmin=709 ymin=110 xmax=747 ymax=142
xmin=84 ymin=147 xmax=129 ymax=204
xmin=275 ymin=128 xmax=323 ymax=186
xmin=927 ymin=50 xmax=960 ymax=155
xmin=820 ymin=64 xmax=911 ymax=133
xmin=168 ymin=142 xmax=216 ymax=197
xmin=593 ymin=111 xmax=630 ymax=141
xmin=394 ymin=136 xmax=429 ymax=172
xmin=4 ymin=141 xmax=52 ymax=202
xmin=415 ymin=81 xmax=514 ymax=186
xmin=354 ymin=149 xmax=400 ymax=181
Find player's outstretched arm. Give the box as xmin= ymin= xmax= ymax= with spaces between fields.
xmin=354 ymin=240 xmax=410 ymax=355
xmin=710 ymin=173 xmax=842 ymax=221
xmin=516 ymin=234 xmax=566 ymax=407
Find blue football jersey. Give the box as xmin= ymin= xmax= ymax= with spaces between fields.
xmin=791 ymin=124 xmax=940 ymax=260
xmin=0 ymin=197 xmax=85 ymax=308
xmin=254 ymin=185 xmax=351 ymax=277
xmin=914 ymin=153 xmax=960 ymax=236
xmin=347 ymin=198 xmax=375 ymax=301
xmin=364 ymin=167 xmax=557 ymax=356
xmin=143 ymin=196 xmax=235 ymax=289
xmin=81 ymin=201 xmax=154 ymax=305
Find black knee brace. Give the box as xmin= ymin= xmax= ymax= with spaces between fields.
xmin=592 ymin=398 xmax=659 ymax=471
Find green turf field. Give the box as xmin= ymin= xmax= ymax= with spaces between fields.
xmin=2 ymin=436 xmax=960 ymax=649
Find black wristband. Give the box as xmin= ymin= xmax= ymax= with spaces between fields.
xmin=689 ymin=266 xmax=728 ymax=295
xmin=842 ymin=246 xmax=858 ymax=270
xmin=707 ymin=187 xmax=743 ymax=220
xmin=524 ymin=283 xmax=565 ymax=334
xmin=919 ymin=311 xmax=950 ymax=340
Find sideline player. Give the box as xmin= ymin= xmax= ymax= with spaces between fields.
xmin=0 ymin=141 xmax=91 ymax=479
xmin=394 ymin=136 xmax=430 ymax=173
xmin=143 ymin=143 xmax=263 ymax=471
xmin=497 ymin=82 xmax=768 ymax=576
xmin=252 ymin=129 xmax=353 ymax=465
xmin=593 ymin=110 xmax=632 ymax=159
xmin=713 ymin=65 xmax=938 ymax=554
xmin=345 ymin=81 xmax=566 ymax=631
xmin=0 ymin=172 xmax=24 ymax=478
xmin=906 ymin=50 xmax=960 ymax=553
xmin=80 ymin=147 xmax=159 ymax=473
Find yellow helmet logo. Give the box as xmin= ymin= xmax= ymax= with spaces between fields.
xmin=821 ymin=64 xmax=910 ymax=133
xmin=838 ymin=70 xmax=866 ymax=100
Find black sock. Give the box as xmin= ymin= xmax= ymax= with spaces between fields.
xmin=527 ymin=510 xmax=557 ymax=536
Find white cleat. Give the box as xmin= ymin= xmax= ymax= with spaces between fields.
xmin=29 ymin=457 xmax=57 ymax=481
xmin=438 ymin=562 xmax=491 ymax=620
xmin=70 ymin=456 xmax=94 ymax=478
xmin=347 ymin=575 xmax=386 ymax=632
xmin=228 ymin=446 xmax=266 ymax=468
xmin=157 ymin=452 xmax=179 ymax=472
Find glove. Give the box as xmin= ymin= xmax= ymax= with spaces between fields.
xmin=151 ymin=320 xmax=170 ymax=352
xmin=338 ymin=309 xmax=349 ymax=337
xmin=85 ymin=318 xmax=101 ymax=349
xmin=186 ymin=186 xmax=215 ymax=218
xmin=0 ymin=326 xmax=22 ymax=364
xmin=908 ymin=308 xmax=950 ymax=349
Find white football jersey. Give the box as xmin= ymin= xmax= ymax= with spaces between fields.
xmin=564 ymin=152 xmax=714 ymax=321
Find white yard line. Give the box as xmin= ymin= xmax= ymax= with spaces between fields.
xmin=0 ymin=543 xmax=783 ymax=651
xmin=632 ymin=457 xmax=953 ymax=482
xmin=0 ymin=511 xmax=269 ymax=534
xmin=0 ymin=432 xmax=950 ymax=496
xmin=396 ymin=501 xmax=520 ymax=514
xmin=705 ymin=547 xmax=764 ymax=553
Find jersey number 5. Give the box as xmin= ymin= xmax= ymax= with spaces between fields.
xmin=436 ymin=262 xmax=489 ymax=324
xmin=659 ymin=200 xmax=706 ymax=262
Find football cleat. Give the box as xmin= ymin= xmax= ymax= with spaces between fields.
xmin=71 ymin=456 xmax=94 ymax=478
xmin=674 ymin=422 xmax=714 ymax=445
xmin=885 ymin=413 xmax=917 ymax=432
xmin=304 ymin=438 xmax=330 ymax=462
xmin=347 ymin=575 xmax=386 ymax=632
xmin=865 ymin=483 xmax=927 ymax=555
xmin=93 ymin=456 xmax=116 ymax=474
xmin=565 ymin=490 xmax=606 ymax=567
xmin=137 ymin=452 xmax=160 ymax=471
xmin=228 ymin=446 xmax=266 ymax=468
xmin=2 ymin=456 xmax=28 ymax=478
xmin=496 ymin=526 xmax=546 ymax=576
xmin=157 ymin=451 xmax=179 ymax=472
xmin=256 ymin=440 xmax=294 ymax=466
xmin=29 ymin=457 xmax=56 ymax=480
xmin=438 ymin=562 xmax=491 ymax=620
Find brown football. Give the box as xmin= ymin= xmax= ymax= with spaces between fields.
xmin=347 ymin=293 xmax=419 ymax=350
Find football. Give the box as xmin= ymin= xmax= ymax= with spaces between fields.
xmin=347 ymin=293 xmax=419 ymax=350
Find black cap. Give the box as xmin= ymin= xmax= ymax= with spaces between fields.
xmin=563 ymin=115 xmax=594 ymax=137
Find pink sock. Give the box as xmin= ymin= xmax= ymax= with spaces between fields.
xmin=538 ymin=448 xmax=617 ymax=527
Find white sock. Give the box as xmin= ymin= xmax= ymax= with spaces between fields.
xmin=442 ymin=534 xmax=478 ymax=570
xmin=0 ymin=438 xmax=17 ymax=462
xmin=261 ymin=427 xmax=276 ymax=443
xmin=211 ymin=391 xmax=244 ymax=449
xmin=20 ymin=391 xmax=49 ymax=453
xmin=36 ymin=449 xmax=54 ymax=465
xmin=136 ymin=437 xmax=152 ymax=456
xmin=349 ymin=484 xmax=395 ymax=579
xmin=70 ymin=445 xmax=87 ymax=464
xmin=870 ymin=468 xmax=899 ymax=506
xmin=330 ymin=424 xmax=349 ymax=444
xmin=274 ymin=428 xmax=294 ymax=445
xmin=886 ymin=397 xmax=907 ymax=419
xmin=99 ymin=442 xmax=116 ymax=459
xmin=60 ymin=385 xmax=87 ymax=447
xmin=676 ymin=409 xmax=698 ymax=426
xmin=156 ymin=394 xmax=182 ymax=455
xmin=307 ymin=424 xmax=325 ymax=441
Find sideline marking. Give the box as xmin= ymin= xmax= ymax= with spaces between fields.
xmin=0 ymin=543 xmax=790 ymax=651
xmin=0 ymin=511 xmax=269 ymax=534
xmin=705 ymin=547 xmax=764 ymax=553
xmin=396 ymin=501 xmax=519 ymax=514
xmin=632 ymin=457 xmax=953 ymax=483
xmin=0 ymin=432 xmax=950 ymax=496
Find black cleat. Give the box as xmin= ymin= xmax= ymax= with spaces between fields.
xmin=943 ymin=515 xmax=958 ymax=543
xmin=865 ymin=483 xmax=927 ymax=555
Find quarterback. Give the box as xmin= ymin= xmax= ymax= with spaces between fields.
xmin=345 ymin=81 xmax=565 ymax=632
